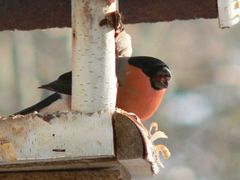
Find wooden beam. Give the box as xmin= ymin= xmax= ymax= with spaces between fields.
xmin=0 ymin=0 xmax=218 ymax=31
xmin=0 ymin=112 xmax=114 ymax=160
xmin=113 ymin=113 xmax=144 ymax=160
xmin=0 ymin=112 xmax=146 ymax=167
xmin=120 ymin=0 xmax=218 ymax=23
xmin=0 ymin=158 xmax=120 ymax=172
xmin=0 ymin=112 xmax=155 ymax=179
xmin=0 ymin=170 xmax=125 ymax=180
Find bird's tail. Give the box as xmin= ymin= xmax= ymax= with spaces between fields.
xmin=13 ymin=93 xmax=62 ymax=115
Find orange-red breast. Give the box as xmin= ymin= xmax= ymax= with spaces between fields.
xmin=15 ymin=56 xmax=171 ymax=121
xmin=116 ymin=56 xmax=171 ymax=121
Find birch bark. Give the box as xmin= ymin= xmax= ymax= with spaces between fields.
xmin=72 ymin=0 xmax=117 ymax=113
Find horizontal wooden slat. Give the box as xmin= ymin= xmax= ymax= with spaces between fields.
xmin=0 ymin=167 xmax=127 ymax=180
xmin=0 ymin=158 xmax=118 ymax=172
xmin=0 ymin=0 xmax=218 ymax=31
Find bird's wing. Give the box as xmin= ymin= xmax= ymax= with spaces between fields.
xmin=39 ymin=72 xmax=72 ymax=95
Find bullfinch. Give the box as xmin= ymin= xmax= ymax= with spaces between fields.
xmin=14 ymin=56 xmax=171 ymax=121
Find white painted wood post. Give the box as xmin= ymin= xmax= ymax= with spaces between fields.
xmin=71 ymin=0 xmax=117 ymax=113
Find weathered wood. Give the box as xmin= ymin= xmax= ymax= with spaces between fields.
xmin=120 ymin=0 xmax=218 ymax=23
xmin=0 ymin=0 xmax=218 ymax=31
xmin=0 ymin=158 xmax=131 ymax=179
xmin=113 ymin=112 xmax=144 ymax=160
xmin=0 ymin=112 xmax=146 ymax=166
xmin=0 ymin=112 xmax=114 ymax=160
xmin=0 ymin=112 xmax=153 ymax=179
xmin=120 ymin=159 xmax=153 ymax=178
xmin=0 ymin=168 xmax=128 ymax=180
xmin=0 ymin=158 xmax=118 ymax=172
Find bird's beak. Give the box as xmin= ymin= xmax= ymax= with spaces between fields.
xmin=162 ymin=67 xmax=172 ymax=80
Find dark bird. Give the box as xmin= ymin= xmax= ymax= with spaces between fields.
xmin=14 ymin=56 xmax=171 ymax=121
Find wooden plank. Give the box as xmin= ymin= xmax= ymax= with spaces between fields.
xmin=0 ymin=112 xmax=154 ymax=179
xmin=0 ymin=112 xmax=114 ymax=161
xmin=120 ymin=159 xmax=153 ymax=178
xmin=0 ymin=158 xmax=131 ymax=179
xmin=113 ymin=112 xmax=144 ymax=160
xmin=0 ymin=168 xmax=128 ymax=180
xmin=0 ymin=0 xmax=218 ymax=31
xmin=0 ymin=158 xmax=118 ymax=172
xmin=0 ymin=112 xmax=145 ymax=170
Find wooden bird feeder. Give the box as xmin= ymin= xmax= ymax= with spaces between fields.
xmin=0 ymin=0 xmax=238 ymax=179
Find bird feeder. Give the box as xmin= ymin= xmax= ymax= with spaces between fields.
xmin=0 ymin=0 xmax=236 ymax=179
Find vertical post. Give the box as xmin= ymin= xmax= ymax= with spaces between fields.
xmin=72 ymin=0 xmax=117 ymax=113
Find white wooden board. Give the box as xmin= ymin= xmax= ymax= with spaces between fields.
xmin=0 ymin=112 xmax=114 ymax=162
